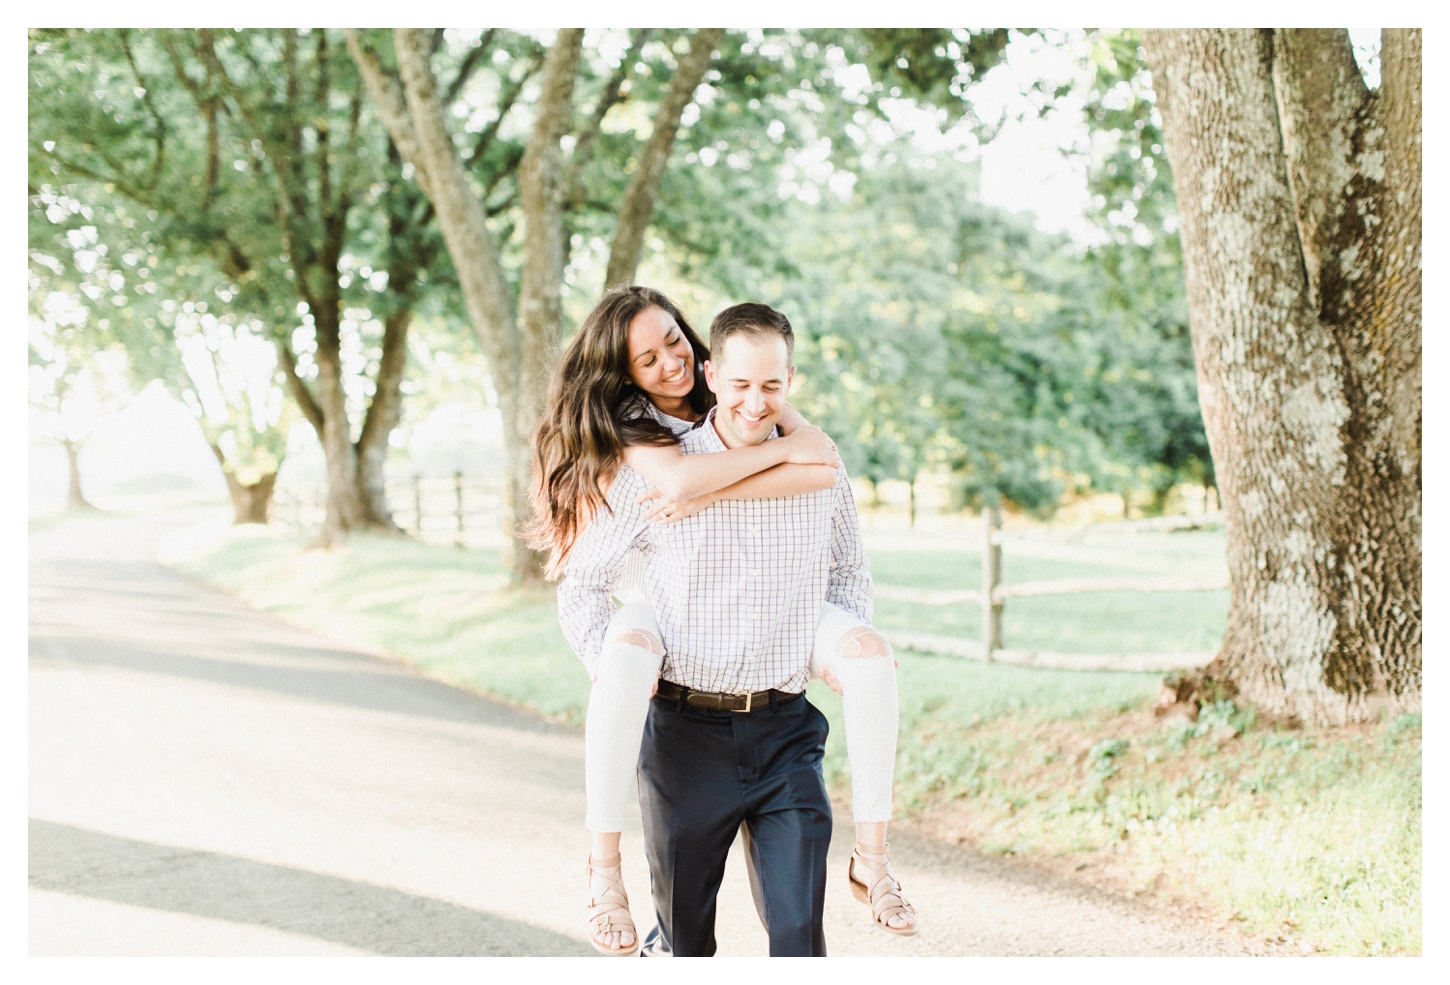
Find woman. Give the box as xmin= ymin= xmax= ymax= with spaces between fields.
xmin=529 ymin=286 xmax=917 ymax=955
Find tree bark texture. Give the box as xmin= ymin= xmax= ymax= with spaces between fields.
xmin=514 ymin=29 xmax=586 ymax=578
xmin=354 ymin=306 xmax=413 ymax=530
xmin=351 ymin=28 xmax=536 ymax=581
xmin=1142 ymin=29 xmax=1420 ymax=724
xmin=604 ymin=29 xmax=724 ymax=288
xmin=211 ymin=443 xmax=278 ymax=524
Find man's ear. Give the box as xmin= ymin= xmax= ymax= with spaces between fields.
xmin=786 ymin=366 xmax=796 ymax=392
xmin=703 ymin=359 xmax=716 ymax=392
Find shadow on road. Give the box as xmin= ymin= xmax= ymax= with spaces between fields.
xmin=29 ymin=553 xmax=569 ymax=739
xmin=30 ymin=633 xmax=565 ymax=737
xmin=28 ymin=819 xmax=593 ymax=957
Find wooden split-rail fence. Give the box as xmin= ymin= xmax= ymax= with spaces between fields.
xmin=272 ymin=473 xmax=502 ymax=549
xmin=878 ymin=507 xmax=1229 ymax=673
xmin=274 ymin=478 xmax=1227 ymax=674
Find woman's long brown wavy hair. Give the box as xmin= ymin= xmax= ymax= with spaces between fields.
xmin=527 ymin=286 xmax=713 ymax=579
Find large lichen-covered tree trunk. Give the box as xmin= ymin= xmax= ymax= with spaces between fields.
xmin=1143 ymin=29 xmax=1420 ymax=724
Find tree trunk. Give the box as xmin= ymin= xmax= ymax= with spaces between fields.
xmin=604 ymin=28 xmax=724 ymax=288
xmin=311 ymin=296 xmax=372 ymax=545
xmin=354 ymin=306 xmax=412 ymax=530
xmin=63 ymin=438 xmax=97 ymax=511
xmin=209 ymin=442 xmax=278 ymax=524
xmin=350 ymin=28 xmax=536 ymax=581
xmin=511 ymin=29 xmax=586 ymax=579
xmin=1143 ymin=29 xmax=1420 ymax=724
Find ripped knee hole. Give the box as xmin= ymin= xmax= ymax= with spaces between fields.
xmin=834 ymin=626 xmax=892 ymax=660
xmin=608 ymin=629 xmax=664 ymax=655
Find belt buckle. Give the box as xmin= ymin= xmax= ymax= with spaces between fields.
xmin=731 ymin=691 xmax=753 ymax=713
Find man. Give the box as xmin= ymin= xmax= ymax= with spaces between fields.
xmin=558 ymin=302 xmax=874 ymax=956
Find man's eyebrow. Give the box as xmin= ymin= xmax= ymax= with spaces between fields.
xmin=727 ymin=375 xmax=785 ymax=384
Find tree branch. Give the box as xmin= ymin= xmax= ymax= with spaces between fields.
xmin=160 ymin=31 xmax=223 ymax=210
xmin=275 ymin=339 xmax=325 ymax=434
xmin=468 ymin=57 xmax=540 ymax=166
xmin=41 ymin=149 xmax=149 ymax=205
xmin=517 ymin=28 xmax=584 ymax=424
xmin=195 ymin=28 xmax=316 ymax=304
xmin=345 ymin=29 xmax=434 ymax=197
xmin=568 ymin=28 xmax=650 ymax=203
xmin=1270 ymin=29 xmax=1370 ymax=322
xmin=118 ymin=29 xmax=167 ymax=191
xmin=604 ymin=28 xmax=724 ymax=288
xmin=444 ymin=28 xmax=496 ymax=105
xmin=316 ymin=29 xmax=333 ymax=219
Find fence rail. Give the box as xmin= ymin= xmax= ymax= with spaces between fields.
xmin=273 ymin=479 xmax=1226 ymax=673
xmin=879 ymin=507 xmax=1228 ymax=673
xmin=272 ymin=474 xmax=504 ymax=548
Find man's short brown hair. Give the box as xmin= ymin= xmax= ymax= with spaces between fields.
xmin=708 ymin=302 xmax=795 ymax=365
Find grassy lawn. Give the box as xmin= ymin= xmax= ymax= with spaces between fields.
xmin=869 ymin=529 xmax=1231 ymax=653
xmin=157 ymin=519 xmax=1419 ymax=956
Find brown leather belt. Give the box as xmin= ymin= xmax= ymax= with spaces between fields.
xmin=655 ymin=679 xmax=802 ymax=713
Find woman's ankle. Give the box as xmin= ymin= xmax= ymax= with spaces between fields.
xmin=590 ymin=831 xmax=623 ymax=860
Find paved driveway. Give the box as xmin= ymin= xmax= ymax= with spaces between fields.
xmin=28 ymin=506 xmax=1247 ymax=956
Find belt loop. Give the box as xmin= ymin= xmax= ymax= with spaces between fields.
xmin=672 ymin=681 xmax=686 ymax=712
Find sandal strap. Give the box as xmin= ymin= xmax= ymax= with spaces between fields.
xmin=587 ymin=855 xmax=637 ymax=939
xmin=851 ymin=846 xmax=917 ymax=924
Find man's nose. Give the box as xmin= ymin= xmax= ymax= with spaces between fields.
xmin=744 ymin=389 xmax=766 ymax=414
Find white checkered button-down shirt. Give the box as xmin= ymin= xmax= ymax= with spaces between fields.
xmin=558 ymin=409 xmax=874 ymax=693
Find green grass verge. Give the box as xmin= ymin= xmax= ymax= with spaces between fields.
xmin=893 ymin=701 xmax=1421 ymax=956
xmin=869 ymin=530 xmax=1231 ymax=653
xmin=159 ymin=520 xmax=1419 ymax=955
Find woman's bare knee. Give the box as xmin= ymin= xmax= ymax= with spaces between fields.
xmin=835 ymin=626 xmax=892 ymax=660
xmin=608 ymin=628 xmax=664 ymax=655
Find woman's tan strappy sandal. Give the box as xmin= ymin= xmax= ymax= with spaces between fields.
xmin=848 ymin=844 xmax=919 ymax=937
xmin=586 ymin=853 xmax=640 ymax=957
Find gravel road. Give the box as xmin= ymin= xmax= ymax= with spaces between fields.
xmin=28 ymin=505 xmax=1252 ymax=956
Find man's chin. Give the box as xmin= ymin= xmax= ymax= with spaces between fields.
xmin=731 ymin=418 xmax=776 ymax=443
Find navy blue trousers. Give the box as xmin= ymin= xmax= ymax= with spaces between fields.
xmin=637 ymin=690 xmax=833 ymax=957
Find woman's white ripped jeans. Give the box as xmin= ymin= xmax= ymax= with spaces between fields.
xmin=583 ymin=599 xmax=899 ymax=833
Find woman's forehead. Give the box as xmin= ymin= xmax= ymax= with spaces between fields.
xmin=627 ymin=306 xmax=679 ymax=354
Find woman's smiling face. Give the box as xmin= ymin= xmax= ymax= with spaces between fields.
xmin=626 ymin=305 xmax=695 ymax=401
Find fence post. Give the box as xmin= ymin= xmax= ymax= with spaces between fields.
xmin=982 ymin=505 xmax=1002 ymax=660
xmin=454 ymin=470 xmax=465 ymax=549
xmin=413 ymin=474 xmax=423 ymax=539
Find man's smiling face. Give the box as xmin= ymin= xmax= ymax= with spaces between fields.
xmin=704 ymin=331 xmax=794 ymax=448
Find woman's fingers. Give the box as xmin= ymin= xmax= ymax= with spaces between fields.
xmin=634 ymin=485 xmax=662 ymax=505
xmin=786 ymin=425 xmax=841 ymax=466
